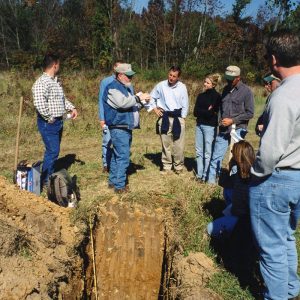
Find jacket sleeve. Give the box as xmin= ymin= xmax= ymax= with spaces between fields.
xmin=107 ymin=88 xmax=139 ymax=109
xmin=98 ymin=80 xmax=106 ymax=120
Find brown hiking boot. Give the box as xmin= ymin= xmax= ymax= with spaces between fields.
xmin=114 ymin=186 xmax=129 ymax=194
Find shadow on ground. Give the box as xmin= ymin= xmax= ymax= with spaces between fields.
xmin=144 ymin=152 xmax=195 ymax=172
xmin=204 ymin=197 xmax=263 ymax=299
xmin=128 ymin=162 xmax=145 ymax=175
xmin=54 ymin=154 xmax=85 ymax=171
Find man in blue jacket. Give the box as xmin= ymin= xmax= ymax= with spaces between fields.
xmin=103 ymin=63 xmax=150 ymax=193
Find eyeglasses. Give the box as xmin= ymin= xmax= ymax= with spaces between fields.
xmin=124 ymin=74 xmax=133 ymax=79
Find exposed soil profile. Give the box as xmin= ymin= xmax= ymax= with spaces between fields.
xmin=0 ymin=176 xmax=221 ymax=300
xmin=85 ymin=199 xmax=166 ymax=299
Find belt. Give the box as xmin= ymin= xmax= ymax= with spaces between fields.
xmin=38 ymin=113 xmax=63 ymax=122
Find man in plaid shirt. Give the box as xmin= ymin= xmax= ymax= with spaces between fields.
xmin=32 ymin=53 xmax=78 ymax=188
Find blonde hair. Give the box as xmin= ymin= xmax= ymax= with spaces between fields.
xmin=206 ymin=73 xmax=222 ymax=88
xmin=231 ymin=140 xmax=255 ymax=179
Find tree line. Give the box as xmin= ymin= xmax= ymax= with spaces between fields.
xmin=0 ymin=0 xmax=300 ymax=81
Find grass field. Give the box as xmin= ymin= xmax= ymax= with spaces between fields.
xmin=0 ymin=70 xmax=269 ymax=299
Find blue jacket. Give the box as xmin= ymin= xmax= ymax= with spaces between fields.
xmin=103 ymin=79 xmax=140 ymax=130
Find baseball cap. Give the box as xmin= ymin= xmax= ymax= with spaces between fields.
xmin=114 ymin=63 xmax=136 ymax=76
xmin=224 ymin=65 xmax=241 ymax=81
xmin=263 ymin=73 xmax=280 ymax=83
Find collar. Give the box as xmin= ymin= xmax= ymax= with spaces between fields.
xmin=167 ymin=80 xmax=179 ymax=89
xmin=43 ymin=72 xmax=57 ymax=81
xmin=229 ymin=81 xmax=242 ymax=93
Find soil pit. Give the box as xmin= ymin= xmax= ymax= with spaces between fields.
xmin=0 ymin=176 xmax=219 ymax=299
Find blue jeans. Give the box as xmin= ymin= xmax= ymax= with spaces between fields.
xmin=195 ymin=124 xmax=216 ymax=180
xmin=207 ymin=128 xmax=247 ymax=184
xmin=109 ymin=128 xmax=132 ymax=190
xmin=37 ymin=117 xmax=63 ymax=185
xmin=207 ymin=215 xmax=239 ymax=237
xmin=102 ymin=126 xmax=112 ymax=168
xmin=250 ymin=169 xmax=300 ymax=300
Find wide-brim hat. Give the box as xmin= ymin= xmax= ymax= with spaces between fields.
xmin=114 ymin=63 xmax=136 ymax=76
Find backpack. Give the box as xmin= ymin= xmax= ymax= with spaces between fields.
xmin=47 ymin=169 xmax=77 ymax=207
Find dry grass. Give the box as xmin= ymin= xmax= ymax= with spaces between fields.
xmin=0 ymin=70 xmax=267 ymax=299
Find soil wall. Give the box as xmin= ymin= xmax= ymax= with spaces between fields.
xmin=86 ymin=199 xmax=166 ymax=300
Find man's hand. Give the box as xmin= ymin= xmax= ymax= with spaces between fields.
xmin=71 ymin=108 xmax=78 ymax=120
xmin=100 ymin=120 xmax=106 ymax=129
xmin=139 ymin=93 xmax=151 ymax=103
xmin=153 ymin=107 xmax=164 ymax=117
xmin=221 ymin=118 xmax=233 ymax=127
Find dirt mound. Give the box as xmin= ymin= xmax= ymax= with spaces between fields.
xmin=0 ymin=176 xmax=85 ymax=299
xmin=170 ymin=252 xmax=222 ymax=300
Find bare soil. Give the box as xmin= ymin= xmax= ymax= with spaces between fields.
xmin=0 ymin=176 xmax=85 ymax=299
xmin=0 ymin=176 xmax=221 ymax=299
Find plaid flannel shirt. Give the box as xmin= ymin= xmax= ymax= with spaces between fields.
xmin=32 ymin=72 xmax=75 ymax=121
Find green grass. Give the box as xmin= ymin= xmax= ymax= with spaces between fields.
xmin=0 ymin=70 xmax=271 ymax=299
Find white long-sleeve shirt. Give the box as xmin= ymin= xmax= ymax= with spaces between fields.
xmin=149 ymin=80 xmax=189 ymax=118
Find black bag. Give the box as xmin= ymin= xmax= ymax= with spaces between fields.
xmin=47 ymin=169 xmax=77 ymax=207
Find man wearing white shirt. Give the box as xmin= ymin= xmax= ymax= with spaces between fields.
xmin=150 ymin=66 xmax=189 ymax=174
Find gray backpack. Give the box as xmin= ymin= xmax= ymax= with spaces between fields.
xmin=47 ymin=169 xmax=77 ymax=207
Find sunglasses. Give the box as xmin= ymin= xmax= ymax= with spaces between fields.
xmin=125 ymin=74 xmax=133 ymax=79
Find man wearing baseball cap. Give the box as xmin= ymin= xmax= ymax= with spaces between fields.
xmin=255 ymin=73 xmax=281 ymax=136
xmin=102 ymin=63 xmax=150 ymax=193
xmin=207 ymin=65 xmax=254 ymax=184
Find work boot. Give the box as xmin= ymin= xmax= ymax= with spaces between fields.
xmin=114 ymin=186 xmax=129 ymax=194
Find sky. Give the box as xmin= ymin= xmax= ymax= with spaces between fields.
xmin=134 ymin=0 xmax=263 ymax=17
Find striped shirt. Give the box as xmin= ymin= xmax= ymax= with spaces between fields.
xmin=32 ymin=72 xmax=75 ymax=121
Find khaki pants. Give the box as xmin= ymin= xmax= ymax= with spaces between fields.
xmin=158 ymin=117 xmax=185 ymax=171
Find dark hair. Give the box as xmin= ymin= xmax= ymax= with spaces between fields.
xmin=265 ymin=30 xmax=300 ymax=68
xmin=169 ymin=65 xmax=181 ymax=76
xmin=231 ymin=140 xmax=255 ymax=179
xmin=42 ymin=53 xmax=60 ymax=70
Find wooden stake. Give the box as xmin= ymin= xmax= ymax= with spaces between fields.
xmin=13 ymin=96 xmax=23 ymax=183
xmin=89 ymin=216 xmax=98 ymax=300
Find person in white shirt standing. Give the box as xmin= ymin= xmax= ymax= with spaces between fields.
xmin=150 ymin=66 xmax=189 ymax=174
xmin=32 ymin=53 xmax=78 ymax=188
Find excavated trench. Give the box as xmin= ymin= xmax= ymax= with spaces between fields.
xmin=0 ymin=176 xmax=218 ymax=300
